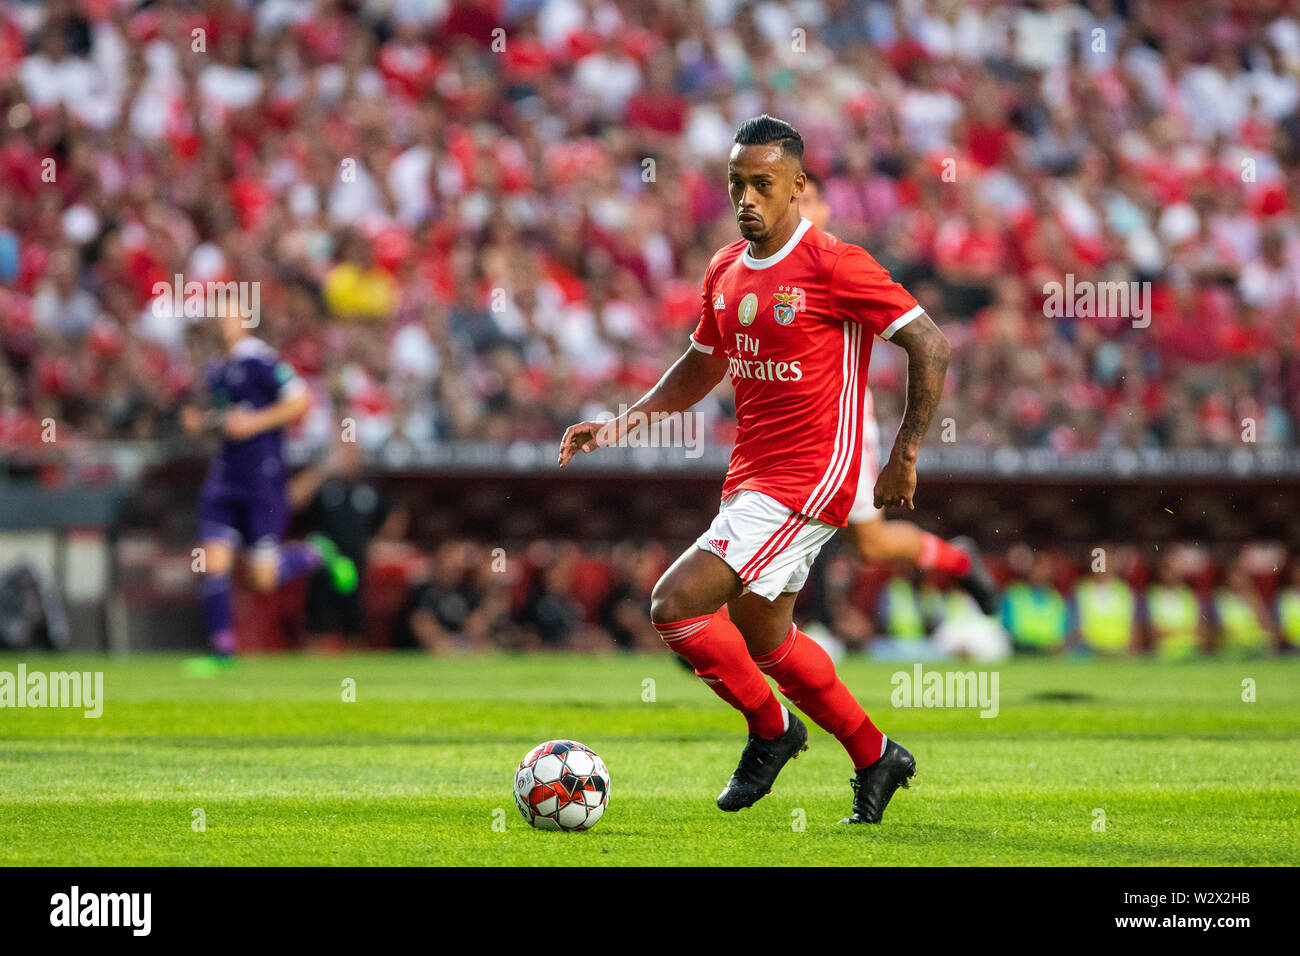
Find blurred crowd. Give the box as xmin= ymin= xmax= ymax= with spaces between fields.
xmin=273 ymin=534 xmax=1300 ymax=658
xmin=385 ymin=538 xmax=669 ymax=652
xmin=814 ymin=540 xmax=1300 ymax=658
xmin=3 ymin=0 xmax=1300 ymax=458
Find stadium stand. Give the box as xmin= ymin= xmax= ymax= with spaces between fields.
xmin=2 ymin=0 xmax=1299 ymax=655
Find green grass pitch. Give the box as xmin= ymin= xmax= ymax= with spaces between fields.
xmin=1 ymin=652 xmax=1296 ymax=866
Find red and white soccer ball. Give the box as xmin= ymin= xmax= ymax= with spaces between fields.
xmin=514 ymin=739 xmax=610 ymax=832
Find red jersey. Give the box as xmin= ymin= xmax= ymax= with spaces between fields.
xmin=691 ymin=218 xmax=922 ymax=527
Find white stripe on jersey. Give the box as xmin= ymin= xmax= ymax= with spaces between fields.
xmin=802 ymin=322 xmax=861 ymax=519
xmin=809 ymin=323 xmax=861 ymax=518
xmin=800 ymin=323 xmax=853 ymax=516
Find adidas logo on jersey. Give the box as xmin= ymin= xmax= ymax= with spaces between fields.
xmin=708 ymin=538 xmax=729 ymax=557
xmin=713 ymin=293 xmax=725 ymax=311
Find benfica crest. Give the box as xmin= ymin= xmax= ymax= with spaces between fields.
xmin=773 ymin=290 xmax=800 ymax=325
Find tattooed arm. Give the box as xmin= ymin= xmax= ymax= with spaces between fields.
xmin=874 ymin=312 xmax=951 ymax=510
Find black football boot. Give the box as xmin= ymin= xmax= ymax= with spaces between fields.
xmin=839 ymin=738 xmax=916 ymax=824
xmin=952 ymin=536 xmax=999 ymax=616
xmin=716 ymin=711 xmax=808 ymax=811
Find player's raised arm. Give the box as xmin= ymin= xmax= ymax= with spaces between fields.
xmin=874 ymin=312 xmax=951 ymax=510
xmin=557 ymin=344 xmax=727 ymax=467
xmin=180 ymin=402 xmax=213 ymax=437
xmin=220 ymin=375 xmax=311 ymax=442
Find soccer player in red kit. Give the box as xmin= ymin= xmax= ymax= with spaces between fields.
xmin=559 ymin=116 xmax=950 ymax=823
xmin=798 ymin=170 xmax=998 ymax=614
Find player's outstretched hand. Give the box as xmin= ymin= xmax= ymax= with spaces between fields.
xmin=874 ymin=454 xmax=917 ymax=510
xmin=558 ymin=420 xmax=614 ymax=468
xmin=179 ymin=405 xmax=206 ymax=436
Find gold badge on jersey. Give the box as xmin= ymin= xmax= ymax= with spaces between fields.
xmin=738 ymin=292 xmax=758 ymax=326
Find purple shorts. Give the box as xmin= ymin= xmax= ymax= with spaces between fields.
xmin=198 ymin=479 xmax=288 ymax=552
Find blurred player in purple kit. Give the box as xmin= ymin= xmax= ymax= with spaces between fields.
xmin=181 ymin=305 xmax=356 ymax=672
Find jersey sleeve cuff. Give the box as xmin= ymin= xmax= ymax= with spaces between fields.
xmin=689 ymin=336 xmax=714 ymax=355
xmin=881 ymin=304 xmax=924 ymax=340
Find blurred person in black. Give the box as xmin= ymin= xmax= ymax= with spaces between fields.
xmin=391 ymin=541 xmax=508 ymax=653
xmin=598 ymin=542 xmax=668 ymax=651
xmin=516 ymin=541 xmax=611 ymax=651
xmin=289 ymin=433 xmax=406 ymax=650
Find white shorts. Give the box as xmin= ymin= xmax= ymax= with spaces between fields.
xmin=846 ymin=390 xmax=883 ymax=524
xmin=695 ymin=490 xmax=839 ymax=602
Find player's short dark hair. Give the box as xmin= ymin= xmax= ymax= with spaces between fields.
xmin=733 ymin=115 xmax=804 ymax=165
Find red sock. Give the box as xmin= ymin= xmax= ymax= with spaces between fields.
xmin=655 ymin=612 xmax=786 ymax=739
xmin=754 ymin=627 xmax=886 ymax=769
xmin=917 ymin=533 xmax=971 ymax=576
xmin=841 ymin=715 xmax=888 ymax=769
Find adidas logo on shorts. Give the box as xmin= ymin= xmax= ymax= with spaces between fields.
xmin=708 ymin=537 xmax=729 ymax=557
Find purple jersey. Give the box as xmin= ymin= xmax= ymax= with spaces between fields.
xmin=198 ymin=337 xmax=305 ymax=548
